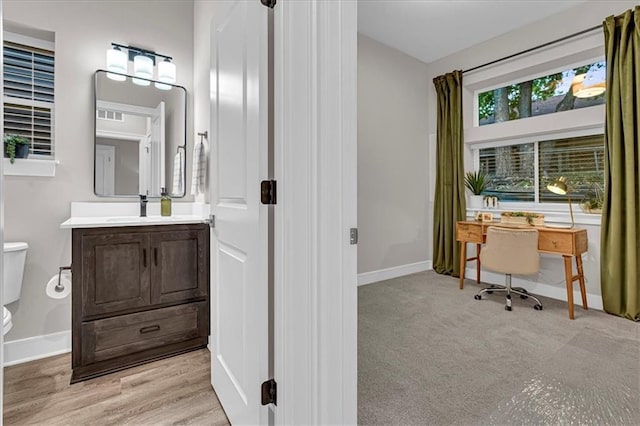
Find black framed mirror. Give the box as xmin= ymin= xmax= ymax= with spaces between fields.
xmin=94 ymin=70 xmax=186 ymax=198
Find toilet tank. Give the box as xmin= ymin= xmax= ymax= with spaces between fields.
xmin=4 ymin=242 xmax=28 ymax=304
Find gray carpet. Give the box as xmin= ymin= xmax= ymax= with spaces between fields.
xmin=358 ymin=271 xmax=640 ymax=425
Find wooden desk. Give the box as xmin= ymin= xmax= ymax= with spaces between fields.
xmin=456 ymin=221 xmax=588 ymax=319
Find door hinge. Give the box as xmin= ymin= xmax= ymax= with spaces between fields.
xmin=261 ymin=378 xmax=277 ymax=405
xmin=260 ymin=0 xmax=276 ymax=8
xmin=261 ymin=180 xmax=277 ymax=205
xmin=350 ymin=228 xmax=358 ymax=245
xmin=205 ymin=214 xmax=215 ymax=228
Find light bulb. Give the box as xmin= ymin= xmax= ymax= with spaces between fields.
xmin=133 ymin=54 xmax=153 ymax=86
xmin=155 ymin=60 xmax=176 ymax=90
xmin=106 ymin=47 xmax=127 ymax=81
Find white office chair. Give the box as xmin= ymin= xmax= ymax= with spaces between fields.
xmin=474 ymin=226 xmax=543 ymax=311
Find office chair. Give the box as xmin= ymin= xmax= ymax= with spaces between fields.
xmin=473 ymin=226 xmax=543 ymax=311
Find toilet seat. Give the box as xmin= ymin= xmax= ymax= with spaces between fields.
xmin=3 ymin=307 xmax=13 ymax=335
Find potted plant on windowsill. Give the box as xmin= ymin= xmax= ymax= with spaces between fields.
xmin=580 ymin=183 xmax=604 ymax=214
xmin=465 ymin=170 xmax=489 ymax=209
xmin=4 ymin=134 xmax=30 ymax=164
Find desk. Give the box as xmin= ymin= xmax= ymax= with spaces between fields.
xmin=456 ymin=221 xmax=588 ymax=319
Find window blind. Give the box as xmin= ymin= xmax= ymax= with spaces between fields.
xmin=3 ymin=40 xmax=55 ymax=157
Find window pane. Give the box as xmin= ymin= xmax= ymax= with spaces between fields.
xmin=3 ymin=40 xmax=55 ymax=157
xmin=539 ymin=135 xmax=604 ymax=203
xmin=478 ymin=61 xmax=605 ymax=126
xmin=480 ymin=143 xmax=534 ymax=202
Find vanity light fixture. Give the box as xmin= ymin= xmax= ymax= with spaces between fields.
xmin=105 ymin=43 xmax=176 ymax=88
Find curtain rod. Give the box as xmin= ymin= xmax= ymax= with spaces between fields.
xmin=462 ymin=24 xmax=602 ymax=74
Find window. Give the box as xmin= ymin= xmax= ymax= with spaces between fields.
xmin=3 ymin=34 xmax=55 ymax=158
xmin=477 ymin=60 xmax=605 ymax=126
xmin=479 ymin=134 xmax=604 ymax=203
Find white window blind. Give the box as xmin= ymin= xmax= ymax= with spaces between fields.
xmin=3 ymin=40 xmax=55 ymax=157
xmin=479 ymin=135 xmax=604 ymax=203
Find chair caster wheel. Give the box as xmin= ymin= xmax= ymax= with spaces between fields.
xmin=486 ymin=291 xmax=493 ymax=294
xmin=505 ymin=305 xmax=512 ymax=311
xmin=534 ymin=304 xmax=543 ymax=311
xmin=474 ymin=295 xmax=482 ymax=300
xmin=520 ymin=295 xmax=528 ymax=299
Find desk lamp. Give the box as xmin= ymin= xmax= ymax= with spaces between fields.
xmin=547 ymin=176 xmax=574 ymax=228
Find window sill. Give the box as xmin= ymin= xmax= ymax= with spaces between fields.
xmin=466 ymin=205 xmax=602 ymax=227
xmin=3 ymin=158 xmax=58 ymax=177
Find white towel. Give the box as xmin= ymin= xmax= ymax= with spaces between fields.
xmin=190 ymin=139 xmax=207 ymax=196
xmin=171 ymin=150 xmax=184 ymax=196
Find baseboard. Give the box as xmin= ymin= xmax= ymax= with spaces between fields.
xmin=466 ymin=268 xmax=604 ymax=310
xmin=358 ymin=261 xmax=432 ymax=286
xmin=4 ymin=330 xmax=71 ymax=366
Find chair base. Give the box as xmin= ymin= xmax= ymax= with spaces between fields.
xmin=474 ymin=274 xmax=543 ymax=311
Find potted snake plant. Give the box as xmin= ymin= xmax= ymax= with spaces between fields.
xmin=4 ymin=134 xmax=30 ymax=163
xmin=465 ymin=170 xmax=489 ymax=209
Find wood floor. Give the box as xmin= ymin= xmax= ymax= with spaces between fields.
xmin=3 ymin=349 xmax=230 ymax=425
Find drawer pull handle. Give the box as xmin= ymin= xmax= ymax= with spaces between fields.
xmin=154 ymin=248 xmax=158 ymax=266
xmin=140 ymin=325 xmax=160 ymax=334
xmin=552 ymin=240 xmax=557 ymax=247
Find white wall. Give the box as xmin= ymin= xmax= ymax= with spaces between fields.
xmin=424 ymin=1 xmax=638 ymax=307
xmin=3 ymin=0 xmax=194 ymax=343
xmin=357 ymin=34 xmax=430 ymax=275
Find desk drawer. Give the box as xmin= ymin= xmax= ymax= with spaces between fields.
xmin=81 ymin=302 xmax=207 ymax=364
xmin=538 ymin=232 xmax=573 ymax=254
xmin=456 ymin=223 xmax=483 ymax=243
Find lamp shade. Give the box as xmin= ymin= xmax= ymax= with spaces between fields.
xmin=572 ymin=65 xmax=606 ymax=98
xmin=547 ymin=176 xmax=569 ymax=195
xmin=155 ymin=59 xmax=176 ymax=90
xmin=106 ymin=47 xmax=127 ymax=81
xmin=132 ymin=54 xmax=153 ymax=86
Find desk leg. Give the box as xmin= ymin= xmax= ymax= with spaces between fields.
xmin=459 ymin=242 xmax=467 ymax=290
xmin=476 ymin=244 xmax=482 ymax=284
xmin=563 ymin=255 xmax=575 ymax=320
xmin=576 ymin=255 xmax=588 ymax=310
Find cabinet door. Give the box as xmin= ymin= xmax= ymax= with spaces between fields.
xmin=150 ymin=227 xmax=208 ymax=304
xmin=81 ymin=232 xmax=151 ymax=317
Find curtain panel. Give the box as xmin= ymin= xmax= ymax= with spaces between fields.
xmin=601 ymin=7 xmax=640 ymax=321
xmin=432 ymin=71 xmax=466 ymax=277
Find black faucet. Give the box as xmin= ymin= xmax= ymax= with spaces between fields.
xmin=140 ymin=194 xmax=148 ymax=217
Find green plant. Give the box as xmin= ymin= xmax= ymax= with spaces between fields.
xmin=501 ymin=211 xmax=543 ymax=225
xmin=4 ymin=134 xmax=30 ymax=164
xmin=464 ymin=170 xmax=490 ymax=195
xmin=581 ymin=183 xmax=604 ymax=213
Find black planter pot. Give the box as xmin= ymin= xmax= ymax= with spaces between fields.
xmin=15 ymin=144 xmax=29 ymax=159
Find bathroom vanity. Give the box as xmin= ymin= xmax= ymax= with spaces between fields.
xmin=62 ymin=214 xmax=210 ymax=383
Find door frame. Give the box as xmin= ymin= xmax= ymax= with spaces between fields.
xmin=273 ymin=1 xmax=357 ymax=425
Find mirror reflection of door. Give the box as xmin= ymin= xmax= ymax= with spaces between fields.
xmin=95 ymin=100 xmax=165 ymax=196
xmin=95 ymin=144 xmax=115 ymax=196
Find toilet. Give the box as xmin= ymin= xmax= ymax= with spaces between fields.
xmin=3 ymin=242 xmax=28 ymax=335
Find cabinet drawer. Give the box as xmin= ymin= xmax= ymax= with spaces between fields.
xmin=81 ymin=302 xmax=207 ymax=364
xmin=456 ymin=223 xmax=483 ymax=243
xmin=538 ymin=232 xmax=573 ymax=254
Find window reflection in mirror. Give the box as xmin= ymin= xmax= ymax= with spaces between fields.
xmin=94 ymin=70 xmax=186 ymax=198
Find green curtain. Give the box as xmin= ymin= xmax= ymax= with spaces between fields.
xmin=601 ymin=7 xmax=640 ymax=321
xmin=432 ymin=71 xmax=466 ymax=277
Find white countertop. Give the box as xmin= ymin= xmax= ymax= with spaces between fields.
xmin=60 ymin=215 xmax=206 ymax=229
xmin=60 ymin=202 xmax=210 ymax=229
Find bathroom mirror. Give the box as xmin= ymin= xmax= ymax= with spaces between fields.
xmin=94 ymin=70 xmax=186 ymax=198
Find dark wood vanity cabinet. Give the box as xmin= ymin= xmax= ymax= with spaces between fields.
xmin=71 ymin=224 xmax=209 ymax=383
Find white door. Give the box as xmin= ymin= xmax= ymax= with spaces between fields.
xmin=95 ymin=144 xmax=115 ymax=196
xmin=210 ymin=1 xmax=270 ymax=425
xmin=149 ymin=102 xmax=165 ymax=196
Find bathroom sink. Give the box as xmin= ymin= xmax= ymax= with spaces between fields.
xmin=105 ymin=216 xmax=185 ymax=223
